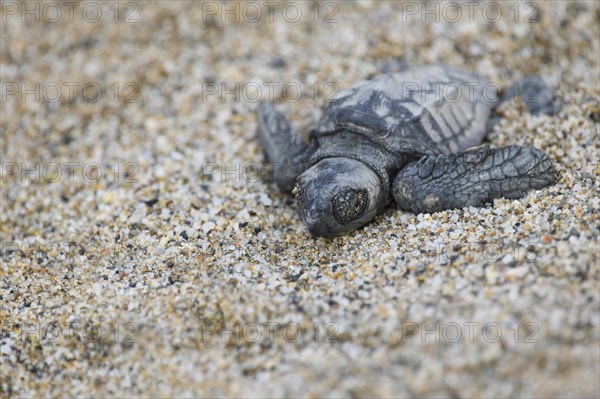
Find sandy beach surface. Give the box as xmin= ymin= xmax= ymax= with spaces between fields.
xmin=1 ymin=1 xmax=599 ymax=397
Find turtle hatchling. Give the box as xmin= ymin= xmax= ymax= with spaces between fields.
xmin=256 ymin=65 xmax=557 ymax=237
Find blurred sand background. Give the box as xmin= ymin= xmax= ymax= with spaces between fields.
xmin=1 ymin=1 xmax=599 ymax=397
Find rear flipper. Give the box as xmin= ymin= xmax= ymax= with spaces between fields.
xmin=255 ymin=101 xmax=316 ymax=192
xmin=502 ymin=75 xmax=558 ymax=116
xmin=392 ymin=144 xmax=556 ymax=214
xmin=487 ymin=75 xmax=559 ymax=131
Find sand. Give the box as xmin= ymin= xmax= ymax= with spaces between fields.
xmin=1 ymin=1 xmax=599 ymax=397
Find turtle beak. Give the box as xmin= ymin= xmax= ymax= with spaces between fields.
xmin=297 ymin=194 xmax=333 ymax=237
xmin=295 ymin=182 xmax=341 ymax=237
xmin=304 ymin=216 xmax=332 ymax=237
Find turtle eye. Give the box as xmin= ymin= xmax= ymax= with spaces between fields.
xmin=332 ymin=187 xmax=369 ymax=225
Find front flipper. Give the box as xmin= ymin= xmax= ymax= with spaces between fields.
xmin=255 ymin=101 xmax=316 ymax=192
xmin=392 ymin=144 xmax=556 ymax=214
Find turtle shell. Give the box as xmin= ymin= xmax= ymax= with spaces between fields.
xmin=311 ymin=65 xmax=499 ymax=158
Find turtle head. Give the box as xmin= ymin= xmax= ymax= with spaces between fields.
xmin=294 ymin=158 xmax=383 ymax=237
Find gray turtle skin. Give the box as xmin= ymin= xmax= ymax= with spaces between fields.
xmin=256 ymin=65 xmax=557 ymax=237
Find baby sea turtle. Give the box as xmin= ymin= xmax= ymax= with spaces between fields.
xmin=256 ymin=65 xmax=557 ymax=237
